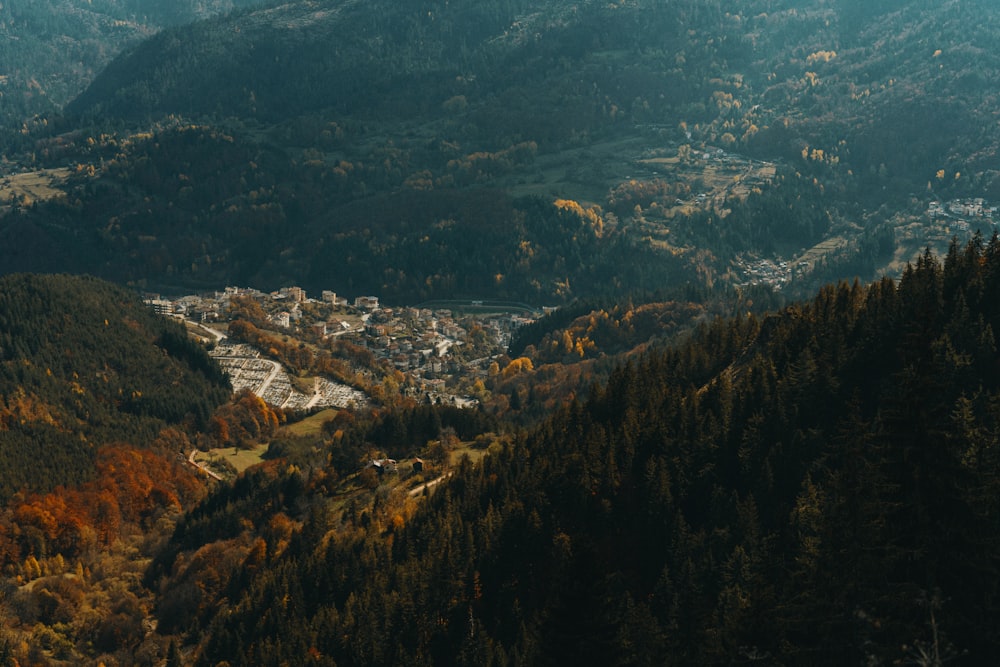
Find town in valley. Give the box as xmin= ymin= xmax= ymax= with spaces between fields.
xmin=146 ymin=285 xmax=542 ymax=413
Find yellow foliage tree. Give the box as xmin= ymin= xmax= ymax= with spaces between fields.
xmin=555 ymin=198 xmax=605 ymax=237
xmin=501 ymin=357 xmax=534 ymax=379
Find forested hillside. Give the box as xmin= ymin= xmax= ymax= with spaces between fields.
xmin=69 ymin=0 xmax=741 ymax=134
xmin=0 ymin=0 xmax=991 ymax=300
xmin=0 ymin=123 xmax=692 ymax=301
xmin=0 ymin=273 xmax=229 ymax=496
xmin=0 ymin=0 xmax=266 ymax=126
xmin=164 ymin=234 xmax=1000 ymax=665
xmin=2 ymin=246 xmax=1000 ymax=664
xmin=67 ymin=0 xmax=1000 ymax=197
xmin=4 ymin=0 xmax=1000 ymax=663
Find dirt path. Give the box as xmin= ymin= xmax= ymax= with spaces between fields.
xmin=188 ymin=449 xmax=223 ymax=481
xmin=409 ymin=472 xmax=453 ymax=497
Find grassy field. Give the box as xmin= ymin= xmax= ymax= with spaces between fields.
xmin=282 ymin=408 xmax=338 ymax=437
xmin=0 ymin=168 xmax=72 ymax=204
xmin=796 ymin=236 xmax=848 ymax=270
xmin=193 ymin=443 xmax=270 ymax=475
xmin=506 ymin=134 xmax=653 ymax=205
xmin=449 ymin=441 xmax=490 ymax=466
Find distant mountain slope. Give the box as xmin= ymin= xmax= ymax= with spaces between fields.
xmin=0 ymin=0 xmax=266 ymax=125
xmin=0 ymin=273 xmax=230 ymax=498
xmin=6 ymin=0 xmax=1000 ymax=301
xmin=746 ymin=0 xmax=1000 ymax=194
xmin=0 ymin=124 xmax=684 ymax=303
xmin=68 ymin=0 xmax=1000 ymax=191
xmin=68 ymin=0 xmax=742 ymax=138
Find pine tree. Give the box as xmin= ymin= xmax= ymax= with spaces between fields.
xmin=166 ymin=639 xmax=183 ymax=667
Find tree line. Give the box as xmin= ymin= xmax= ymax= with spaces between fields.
xmin=142 ymin=233 xmax=1000 ymax=664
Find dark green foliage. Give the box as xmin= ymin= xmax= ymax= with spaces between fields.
xmin=675 ymin=174 xmax=834 ymax=259
xmin=171 ymin=238 xmax=1000 ymax=664
xmin=327 ymin=404 xmax=498 ymax=468
xmin=56 ymin=0 xmax=1000 ymax=200
xmin=68 ymin=0 xmax=745 ymax=131
xmin=0 ymin=273 xmax=230 ymax=498
xmin=9 ymin=0 xmax=999 ymax=302
xmin=2 ymin=132 xmax=681 ymax=301
xmin=0 ymin=0 xmax=268 ymax=127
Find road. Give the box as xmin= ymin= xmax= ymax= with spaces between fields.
xmin=186 ymin=320 xmax=227 ymax=343
xmin=256 ymin=359 xmax=283 ymax=397
xmin=303 ymin=377 xmax=322 ymax=410
xmin=413 ymin=299 xmax=542 ymax=314
xmin=188 ymin=449 xmax=223 ymax=481
xmin=408 ymin=472 xmax=453 ymax=497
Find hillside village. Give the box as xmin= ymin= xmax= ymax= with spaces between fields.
xmin=146 ymin=285 xmax=540 ymax=411
xmin=927 ymin=196 xmax=999 ymax=232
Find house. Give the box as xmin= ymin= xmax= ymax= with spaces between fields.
xmin=412 ymin=458 xmax=424 ymax=474
xmin=279 ymin=286 xmax=306 ymax=303
xmin=368 ymin=458 xmax=398 ymax=475
xmin=355 ymin=296 xmax=380 ymax=310
xmin=146 ymin=298 xmax=174 ymax=316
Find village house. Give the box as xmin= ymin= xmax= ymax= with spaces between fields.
xmin=274 ymin=286 xmax=306 ymax=303
xmin=355 ymin=295 xmax=380 ymax=310
xmin=145 ymin=297 xmax=175 ymax=316
xmin=368 ymin=458 xmax=398 ymax=475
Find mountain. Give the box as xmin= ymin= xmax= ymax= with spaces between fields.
xmin=2 ymin=1 xmax=1000 ymax=663
xmin=68 ymin=0 xmax=731 ymax=132
xmin=66 ymin=0 xmax=1000 ymax=194
xmin=0 ymin=273 xmax=230 ymax=497
xmin=168 ymin=235 xmax=1000 ymax=665
xmin=0 ymin=0 xmax=990 ymax=302
xmin=4 ymin=241 xmax=1000 ymax=663
xmin=0 ymin=0 xmax=267 ymax=126
xmin=0 ymin=140 xmax=681 ymax=302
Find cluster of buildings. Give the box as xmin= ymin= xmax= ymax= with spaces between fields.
xmin=355 ymin=305 xmax=533 ymax=375
xmin=734 ymin=257 xmax=802 ymax=290
xmin=146 ymin=285 xmax=539 ymax=409
xmin=146 ymin=285 xmax=379 ymax=328
xmin=928 ymin=198 xmax=999 ymax=234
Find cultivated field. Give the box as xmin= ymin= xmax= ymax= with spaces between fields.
xmin=0 ymin=167 xmax=72 ymax=205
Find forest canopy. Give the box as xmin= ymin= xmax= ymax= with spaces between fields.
xmin=0 ymin=273 xmax=230 ymax=498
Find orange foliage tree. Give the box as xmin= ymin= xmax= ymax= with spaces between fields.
xmin=2 ymin=443 xmax=206 ymax=567
xmin=208 ymin=389 xmax=283 ymax=448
